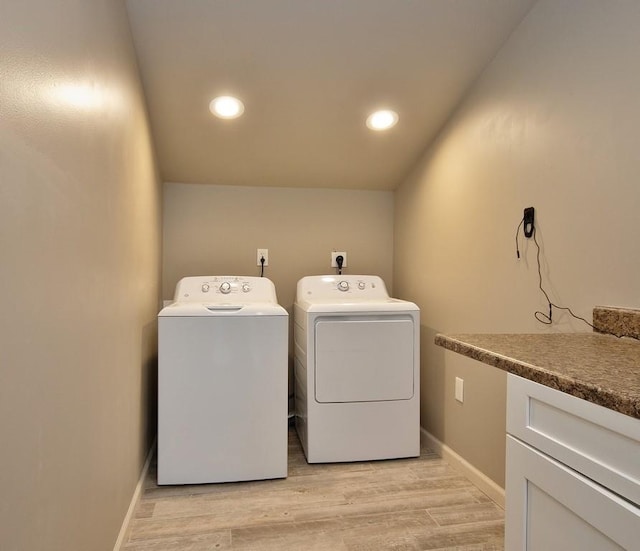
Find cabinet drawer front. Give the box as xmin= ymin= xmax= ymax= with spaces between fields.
xmin=506 ymin=436 xmax=640 ymax=551
xmin=507 ymin=374 xmax=640 ymax=506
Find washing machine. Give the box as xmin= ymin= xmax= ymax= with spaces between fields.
xmin=158 ymin=275 xmax=288 ymax=485
xmin=294 ymin=275 xmax=420 ymax=463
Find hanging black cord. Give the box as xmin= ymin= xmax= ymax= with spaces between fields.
xmin=532 ymin=227 xmax=553 ymax=324
xmin=260 ymin=255 xmax=265 ymax=277
xmin=515 ymin=218 xmax=638 ymax=340
xmin=532 ymin=227 xmax=595 ymax=329
xmin=515 ymin=218 xmax=524 ymax=259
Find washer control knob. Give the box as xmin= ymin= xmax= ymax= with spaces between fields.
xmin=219 ymin=281 xmax=232 ymax=294
xmin=242 ymin=283 xmax=251 ymax=293
xmin=337 ymin=280 xmax=349 ymax=292
xmin=201 ymin=283 xmax=210 ymax=293
xmin=358 ymin=281 xmax=366 ymax=290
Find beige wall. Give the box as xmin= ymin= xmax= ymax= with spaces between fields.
xmin=394 ymin=0 xmax=640 ymax=487
xmin=163 ymin=183 xmax=394 ymax=309
xmin=0 ymin=2 xmax=161 ymax=550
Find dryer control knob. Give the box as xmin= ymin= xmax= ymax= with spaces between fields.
xmin=338 ymin=280 xmax=349 ymax=292
xmin=358 ymin=281 xmax=365 ymax=290
xmin=201 ymin=283 xmax=210 ymax=293
xmin=242 ymin=283 xmax=251 ymax=293
xmin=219 ymin=281 xmax=232 ymax=294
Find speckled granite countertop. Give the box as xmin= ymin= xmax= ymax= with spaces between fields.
xmin=434 ymin=331 xmax=640 ymax=420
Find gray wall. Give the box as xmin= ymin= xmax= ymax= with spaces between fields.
xmin=394 ymin=0 xmax=640 ymax=486
xmin=0 ymin=1 xmax=162 ymax=549
xmin=162 ymin=183 xmax=395 ymax=310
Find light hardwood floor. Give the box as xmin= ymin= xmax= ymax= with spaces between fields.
xmin=123 ymin=428 xmax=504 ymax=550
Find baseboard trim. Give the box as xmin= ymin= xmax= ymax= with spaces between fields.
xmin=420 ymin=427 xmax=505 ymax=508
xmin=113 ymin=437 xmax=156 ymax=551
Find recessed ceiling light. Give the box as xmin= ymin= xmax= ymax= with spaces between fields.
xmin=209 ymin=95 xmax=245 ymax=119
xmin=366 ymin=109 xmax=398 ymax=131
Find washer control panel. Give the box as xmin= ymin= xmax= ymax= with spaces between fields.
xmin=297 ymin=275 xmax=390 ymax=300
xmin=173 ymin=276 xmax=277 ymax=304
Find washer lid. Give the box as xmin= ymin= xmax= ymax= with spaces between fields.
xmin=159 ymin=302 xmax=287 ymax=317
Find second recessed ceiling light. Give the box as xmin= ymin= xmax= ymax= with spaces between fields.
xmin=209 ymin=95 xmax=245 ymax=119
xmin=366 ymin=109 xmax=399 ymax=131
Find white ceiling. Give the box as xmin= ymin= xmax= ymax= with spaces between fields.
xmin=125 ymin=0 xmax=536 ymax=190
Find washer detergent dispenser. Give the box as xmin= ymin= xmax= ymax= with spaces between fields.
xmin=294 ymin=275 xmax=420 ymax=463
xmin=158 ymin=276 xmax=288 ymax=484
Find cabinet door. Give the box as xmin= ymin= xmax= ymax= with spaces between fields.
xmin=507 ymin=374 xmax=640 ymax=506
xmin=505 ymin=436 xmax=640 ymax=551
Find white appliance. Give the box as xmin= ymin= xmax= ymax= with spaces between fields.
xmin=294 ymin=275 xmax=420 ymax=463
xmin=158 ymin=276 xmax=288 ymax=485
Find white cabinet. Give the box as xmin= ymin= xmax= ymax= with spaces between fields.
xmin=505 ymin=374 xmax=640 ymax=551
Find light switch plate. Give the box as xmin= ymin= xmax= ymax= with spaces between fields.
xmin=455 ymin=377 xmax=464 ymax=403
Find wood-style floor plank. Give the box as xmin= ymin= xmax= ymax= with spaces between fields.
xmin=123 ymin=428 xmax=504 ymax=550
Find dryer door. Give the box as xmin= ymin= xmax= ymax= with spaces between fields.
xmin=314 ymin=315 xmax=415 ymax=403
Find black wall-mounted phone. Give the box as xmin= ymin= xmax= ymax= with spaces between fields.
xmin=523 ymin=207 xmax=535 ymax=238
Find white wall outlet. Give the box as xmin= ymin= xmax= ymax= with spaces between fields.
xmin=331 ymin=251 xmax=347 ymax=268
xmin=455 ymin=377 xmax=464 ymax=403
xmin=257 ymin=248 xmax=268 ymax=266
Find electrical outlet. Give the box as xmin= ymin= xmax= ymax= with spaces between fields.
xmin=257 ymin=249 xmax=268 ymax=266
xmin=455 ymin=377 xmax=464 ymax=403
xmin=331 ymin=251 xmax=347 ymax=268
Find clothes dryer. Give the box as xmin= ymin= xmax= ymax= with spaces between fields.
xmin=158 ymin=276 xmax=288 ymax=484
xmin=294 ymin=275 xmax=419 ymax=463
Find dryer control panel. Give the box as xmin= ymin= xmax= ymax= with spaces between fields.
xmin=297 ymin=275 xmax=390 ymax=300
xmin=173 ymin=276 xmax=278 ymax=304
